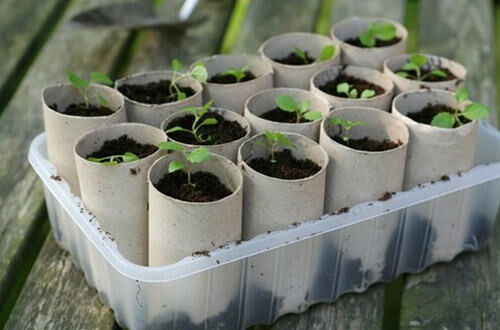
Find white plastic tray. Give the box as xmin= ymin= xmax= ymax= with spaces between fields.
xmin=29 ymin=121 xmax=500 ymax=330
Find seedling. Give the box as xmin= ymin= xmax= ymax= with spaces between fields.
xmin=292 ymin=45 xmax=336 ymax=64
xmin=329 ymin=117 xmax=366 ymax=143
xmin=255 ymin=131 xmax=296 ymax=163
xmin=359 ymin=21 xmax=397 ymax=48
xmin=396 ymin=54 xmax=447 ymax=80
xmin=67 ymin=71 xmax=113 ymax=108
xmin=165 ymin=100 xmax=217 ymax=143
xmin=169 ymin=59 xmax=208 ymax=101
xmin=219 ymin=64 xmax=250 ymax=83
xmin=88 ymin=152 xmax=139 ymax=166
xmin=157 ymin=141 xmax=211 ymax=187
xmin=431 ymin=87 xmax=490 ymax=128
xmin=275 ymin=95 xmax=322 ymax=123
xmin=336 ymin=82 xmax=376 ymax=99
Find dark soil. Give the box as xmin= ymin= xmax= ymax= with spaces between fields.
xmin=166 ymin=111 xmax=247 ymax=145
xmin=332 ymin=135 xmax=403 ymax=152
xmin=260 ymin=107 xmax=310 ymax=123
xmin=247 ymin=149 xmax=321 ymax=180
xmin=86 ymin=135 xmax=158 ymax=160
xmin=208 ymin=71 xmax=256 ymax=84
xmin=406 ymin=103 xmax=470 ymax=127
xmin=398 ymin=67 xmax=457 ymax=82
xmin=117 ymin=79 xmax=195 ymax=104
xmin=273 ymin=51 xmax=315 ymax=65
xmin=318 ymin=74 xmax=385 ymax=97
xmin=345 ymin=36 xmax=401 ymax=48
xmin=154 ymin=170 xmax=232 ymax=202
xmin=50 ymin=103 xmax=113 ymax=117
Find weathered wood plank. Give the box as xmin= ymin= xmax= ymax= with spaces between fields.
xmin=416 ymin=0 xmax=498 ymax=126
xmin=0 ymin=0 xmax=65 ymax=104
xmin=5 ymin=234 xmax=116 ymax=330
xmin=0 ymin=0 xmax=130 ymax=326
xmin=231 ymin=0 xmax=322 ymax=53
xmin=399 ymin=0 xmax=500 ymax=328
xmin=125 ymin=0 xmax=234 ymax=73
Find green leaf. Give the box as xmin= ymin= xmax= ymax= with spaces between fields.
xmin=349 ymin=89 xmax=358 ymax=99
xmin=123 ymin=152 xmax=140 ymax=162
xmin=199 ymin=118 xmax=218 ymax=127
xmin=168 ymin=160 xmax=185 ymax=173
xmin=297 ymin=101 xmax=311 ymax=114
xmin=318 ymin=45 xmax=335 ymax=62
xmin=336 ymin=82 xmax=351 ymax=96
xmin=186 ymin=147 xmax=211 ymax=163
xmin=351 ymin=120 xmax=366 ymax=127
xmin=197 ymin=100 xmax=213 ymax=118
xmin=303 ymin=111 xmax=322 ymax=121
xmin=455 ymin=87 xmax=469 ymax=104
xmin=67 ymin=71 xmax=89 ymax=89
xmin=90 ymin=72 xmax=113 ymax=86
xmin=97 ymin=94 xmax=108 ymax=107
xmin=370 ymin=22 xmax=396 ymax=41
xmin=429 ymin=69 xmax=447 ymax=78
xmin=165 ymin=126 xmax=189 ymax=135
xmin=401 ymin=62 xmax=420 ymax=72
xmin=102 ymin=160 xmax=118 ymax=166
xmin=360 ymin=89 xmax=376 ymax=99
xmin=463 ymin=103 xmax=490 ymax=121
xmin=176 ymin=91 xmax=186 ymax=101
xmin=359 ymin=30 xmax=375 ymax=47
xmin=191 ymin=64 xmax=208 ymax=83
xmin=329 ymin=117 xmax=343 ymax=126
xmin=180 ymin=106 xmax=197 ymax=114
xmin=431 ymin=112 xmax=455 ymax=128
xmin=409 ymin=54 xmax=427 ymax=67
xmin=158 ymin=141 xmax=185 ymax=151
xmin=293 ymin=46 xmax=308 ymax=64
xmin=396 ymin=71 xmax=410 ymax=78
xmin=275 ymin=95 xmax=297 ymax=112
xmin=172 ymin=59 xmax=183 ymax=72
xmin=88 ymin=157 xmax=101 ymax=163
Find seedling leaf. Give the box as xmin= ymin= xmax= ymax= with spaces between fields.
xmin=123 ymin=152 xmax=140 ymax=162
xmin=169 ymin=160 xmax=185 ymax=173
xmin=303 ymin=111 xmax=322 ymax=121
xmin=360 ymin=89 xmax=376 ymax=99
xmin=186 ymin=147 xmax=211 ymax=163
xmin=158 ymin=141 xmax=185 ymax=151
xmin=369 ymin=22 xmax=396 ymax=40
xmin=337 ymin=82 xmax=351 ymax=96
xmin=408 ymin=54 xmax=427 ymax=67
xmin=67 ymin=71 xmax=89 ymax=89
xmin=429 ymin=69 xmax=447 ymax=78
xmin=90 ymin=72 xmax=113 ymax=86
xmin=97 ymin=94 xmax=108 ymax=107
xmin=431 ymin=112 xmax=455 ymax=128
xmin=318 ymin=45 xmax=335 ymax=62
xmin=463 ymin=103 xmax=490 ymax=121
xmin=455 ymin=87 xmax=469 ymax=104
xmin=172 ymin=59 xmax=184 ymax=72
xmin=191 ymin=64 xmax=208 ymax=83
xmin=396 ymin=72 xmax=410 ymax=78
xmin=359 ymin=31 xmax=375 ymax=47
xmin=199 ymin=118 xmax=218 ymax=126
xmin=275 ymin=95 xmax=297 ymax=112
xmin=293 ymin=46 xmax=309 ymax=64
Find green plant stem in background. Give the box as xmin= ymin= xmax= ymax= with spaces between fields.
xmin=169 ymin=59 xmax=207 ymax=101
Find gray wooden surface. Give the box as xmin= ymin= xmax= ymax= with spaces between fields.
xmin=0 ymin=0 xmax=129 ymax=327
xmin=399 ymin=0 xmax=500 ymax=328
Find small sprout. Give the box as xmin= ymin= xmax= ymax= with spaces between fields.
xmin=431 ymin=87 xmax=490 ymax=128
xmin=88 ymin=152 xmax=139 ymax=166
xmin=255 ymin=131 xmax=296 ymax=163
xmin=275 ymin=95 xmax=322 ymax=123
xmin=329 ymin=117 xmax=366 ymax=143
xmin=165 ymin=100 xmax=217 ymax=143
xmin=67 ymin=71 xmax=113 ymax=108
xmin=336 ymin=82 xmax=375 ymax=99
xmin=220 ymin=64 xmax=250 ymax=83
xmin=157 ymin=141 xmax=211 ymax=187
xmin=169 ymin=59 xmax=208 ymax=101
xmin=292 ymin=45 xmax=336 ymax=64
xmin=396 ymin=54 xmax=447 ymax=81
xmin=359 ymin=21 xmax=397 ymax=48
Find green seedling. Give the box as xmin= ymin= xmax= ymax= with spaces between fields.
xmin=170 ymin=59 xmax=207 ymax=101
xmin=67 ymin=71 xmax=113 ymax=108
xmin=336 ymin=82 xmax=376 ymax=99
xmin=165 ymin=100 xmax=217 ymax=143
xmin=292 ymin=44 xmax=336 ymax=64
xmin=255 ymin=131 xmax=296 ymax=163
xmin=275 ymin=95 xmax=322 ymax=123
xmin=157 ymin=141 xmax=211 ymax=187
xmin=396 ymin=54 xmax=447 ymax=80
xmin=431 ymin=87 xmax=490 ymax=128
xmin=88 ymin=152 xmax=139 ymax=166
xmin=329 ymin=117 xmax=366 ymax=143
xmin=359 ymin=21 xmax=397 ymax=48
xmin=220 ymin=64 xmax=250 ymax=83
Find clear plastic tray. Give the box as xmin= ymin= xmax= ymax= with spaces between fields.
xmin=28 ymin=121 xmax=500 ymax=330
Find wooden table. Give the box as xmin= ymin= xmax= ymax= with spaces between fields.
xmin=0 ymin=0 xmax=498 ymax=329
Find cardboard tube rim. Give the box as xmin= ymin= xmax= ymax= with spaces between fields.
xmin=322 ymin=106 xmax=410 ymax=155
xmin=114 ymin=70 xmax=203 ymax=108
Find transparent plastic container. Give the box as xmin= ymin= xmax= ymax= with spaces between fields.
xmin=28 ymin=121 xmax=500 ymax=330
